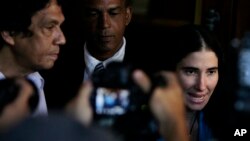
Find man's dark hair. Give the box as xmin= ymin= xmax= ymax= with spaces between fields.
xmin=125 ymin=0 xmax=132 ymax=7
xmin=0 ymin=0 xmax=64 ymax=47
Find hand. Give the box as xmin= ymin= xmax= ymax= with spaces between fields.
xmin=0 ymin=78 xmax=34 ymax=132
xmin=133 ymin=70 xmax=189 ymax=141
xmin=65 ymin=81 xmax=93 ymax=126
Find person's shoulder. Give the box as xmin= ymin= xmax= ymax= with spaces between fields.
xmin=0 ymin=113 xmax=121 ymax=141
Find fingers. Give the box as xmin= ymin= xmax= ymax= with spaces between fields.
xmin=65 ymin=81 xmax=93 ymax=126
xmin=15 ymin=78 xmax=34 ymax=105
xmin=149 ymin=71 xmax=188 ymax=141
xmin=132 ymin=69 xmax=151 ymax=93
xmin=149 ymin=71 xmax=183 ymax=122
xmin=156 ymin=71 xmax=176 ymax=87
xmin=150 ymin=71 xmax=184 ymax=115
xmin=0 ymin=78 xmax=33 ymax=132
xmin=77 ymin=81 xmax=93 ymax=104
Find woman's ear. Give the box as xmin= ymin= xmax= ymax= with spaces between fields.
xmin=1 ymin=31 xmax=15 ymax=46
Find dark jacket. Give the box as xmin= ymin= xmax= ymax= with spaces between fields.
xmin=41 ymin=36 xmax=149 ymax=111
xmin=41 ymin=23 xmax=173 ymax=111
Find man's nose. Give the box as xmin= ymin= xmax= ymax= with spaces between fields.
xmin=99 ymin=12 xmax=111 ymax=29
xmin=55 ymin=28 xmax=66 ymax=45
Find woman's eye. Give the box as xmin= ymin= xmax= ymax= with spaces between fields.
xmin=207 ymin=70 xmax=217 ymax=75
xmin=184 ymin=69 xmax=197 ymax=75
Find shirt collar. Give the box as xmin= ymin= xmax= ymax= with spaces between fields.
xmin=26 ymin=72 xmax=44 ymax=90
xmin=84 ymin=37 xmax=126 ymax=75
xmin=0 ymin=72 xmax=5 ymax=80
xmin=0 ymin=71 xmax=44 ymax=91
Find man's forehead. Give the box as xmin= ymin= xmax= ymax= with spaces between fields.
xmin=83 ymin=0 xmax=125 ymax=6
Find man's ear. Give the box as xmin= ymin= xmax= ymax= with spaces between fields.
xmin=125 ymin=6 xmax=132 ymax=26
xmin=1 ymin=31 xmax=15 ymax=46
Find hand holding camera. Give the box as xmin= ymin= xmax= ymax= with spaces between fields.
xmin=133 ymin=70 xmax=189 ymax=141
xmin=0 ymin=77 xmax=39 ymax=132
xmin=66 ymin=62 xmax=188 ymax=141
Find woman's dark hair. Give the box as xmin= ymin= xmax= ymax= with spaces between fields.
xmin=149 ymin=24 xmax=224 ymax=75
xmin=170 ymin=24 xmax=224 ymax=71
xmin=171 ymin=24 xmax=227 ymax=140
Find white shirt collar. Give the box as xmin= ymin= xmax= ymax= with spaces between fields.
xmin=27 ymin=72 xmax=44 ymax=90
xmin=84 ymin=37 xmax=126 ymax=80
xmin=26 ymin=72 xmax=47 ymax=117
xmin=0 ymin=72 xmax=5 ymax=80
xmin=0 ymin=71 xmax=44 ymax=90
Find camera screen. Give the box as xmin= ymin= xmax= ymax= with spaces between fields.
xmin=95 ymin=87 xmax=130 ymax=116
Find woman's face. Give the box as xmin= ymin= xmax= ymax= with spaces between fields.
xmin=176 ymin=49 xmax=219 ymax=111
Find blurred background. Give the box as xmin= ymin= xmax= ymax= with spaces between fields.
xmin=130 ymin=0 xmax=250 ymax=49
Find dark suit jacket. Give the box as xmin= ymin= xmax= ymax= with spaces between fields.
xmin=41 ymin=22 xmax=173 ymax=111
xmin=41 ymin=37 xmax=150 ymax=111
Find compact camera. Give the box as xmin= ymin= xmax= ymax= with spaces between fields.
xmin=90 ymin=62 xmax=146 ymax=119
xmin=90 ymin=62 xmax=160 ymax=141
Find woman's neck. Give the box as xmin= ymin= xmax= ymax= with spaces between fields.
xmin=186 ymin=110 xmax=197 ymax=128
xmin=186 ymin=109 xmax=199 ymax=141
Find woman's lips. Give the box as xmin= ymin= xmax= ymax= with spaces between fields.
xmin=187 ymin=92 xmax=206 ymax=104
